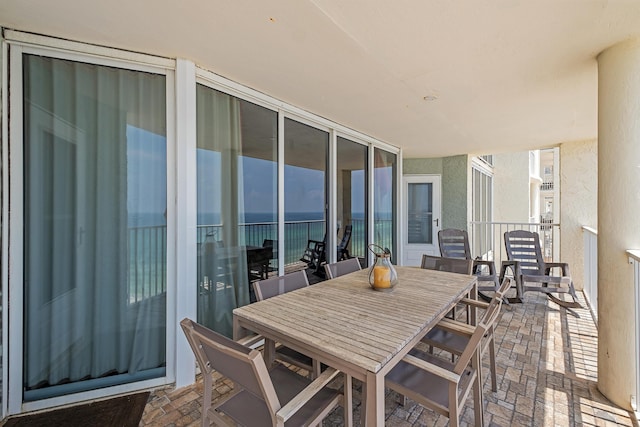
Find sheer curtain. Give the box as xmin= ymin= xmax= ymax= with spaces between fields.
xmin=196 ymin=85 xmax=250 ymax=337
xmin=23 ymin=55 xmax=167 ymax=400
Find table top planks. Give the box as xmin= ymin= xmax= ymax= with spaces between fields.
xmin=233 ymin=266 xmax=476 ymax=374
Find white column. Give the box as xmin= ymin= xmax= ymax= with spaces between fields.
xmin=597 ymin=38 xmax=640 ymax=411
xmin=174 ymin=58 xmax=198 ymax=388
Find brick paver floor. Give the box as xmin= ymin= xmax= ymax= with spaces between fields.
xmin=140 ymin=291 xmax=638 ymax=426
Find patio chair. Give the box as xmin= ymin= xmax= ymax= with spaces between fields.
xmin=336 ymin=225 xmax=353 ymax=260
xmin=420 ymin=254 xmax=473 ymax=320
xmin=385 ymin=287 xmax=505 ymax=427
xmin=300 ymin=235 xmax=327 ymax=276
xmin=420 ymin=254 xmax=473 ymax=275
xmin=180 ymin=318 xmax=342 ymax=427
xmin=252 ymin=271 xmax=320 ymax=377
xmin=324 ymin=257 xmax=361 ymax=279
xmin=421 ymin=277 xmax=512 ymax=392
xmin=503 ymin=230 xmax=581 ymax=308
xmin=262 ymin=239 xmax=278 ymax=275
xmin=438 ymin=228 xmax=503 ymax=302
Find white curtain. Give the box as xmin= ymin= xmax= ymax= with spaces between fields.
xmin=23 ymin=55 xmax=166 ymax=399
xmin=196 ymin=85 xmax=250 ymax=337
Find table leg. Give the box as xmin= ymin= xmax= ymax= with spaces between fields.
xmin=232 ymin=315 xmax=242 ymax=340
xmin=364 ymin=371 xmax=384 ymax=426
xmin=263 ymin=338 xmax=276 ymax=368
xmin=343 ymin=374 xmax=353 ymax=427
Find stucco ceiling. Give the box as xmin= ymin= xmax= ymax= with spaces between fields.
xmin=2 ymin=0 xmax=640 ymax=158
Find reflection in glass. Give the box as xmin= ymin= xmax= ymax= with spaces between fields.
xmin=196 ymin=85 xmax=277 ymax=336
xmin=337 ymin=137 xmax=368 ymax=265
xmin=284 ymin=119 xmax=328 ymax=268
xmin=23 ymin=55 xmax=167 ymax=400
xmin=374 ymin=148 xmax=397 ymax=262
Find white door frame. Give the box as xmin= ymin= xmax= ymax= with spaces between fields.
xmin=402 ymin=175 xmax=441 ymax=266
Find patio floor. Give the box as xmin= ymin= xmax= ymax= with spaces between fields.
xmin=140 ymin=289 xmax=638 ymax=426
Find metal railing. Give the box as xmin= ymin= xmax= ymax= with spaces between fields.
xmin=583 ymin=227 xmax=598 ymax=322
xmin=128 ymin=225 xmax=167 ymax=304
xmin=468 ymin=221 xmax=561 ymax=268
xmin=127 ymin=217 xmax=391 ymax=303
xmin=628 ymin=249 xmax=640 ymax=418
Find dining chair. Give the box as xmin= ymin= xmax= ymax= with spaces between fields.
xmin=421 ymin=277 xmax=512 ymax=392
xmin=252 ymin=271 xmax=320 ymax=377
xmin=421 ymin=254 xmax=473 ymax=320
xmin=386 ymin=290 xmax=505 ymax=427
xmin=324 ymin=257 xmax=361 ymax=279
xmin=420 ymin=254 xmax=473 ymax=275
xmin=180 ymin=318 xmax=343 ymax=427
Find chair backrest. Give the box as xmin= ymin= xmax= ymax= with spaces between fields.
xmin=180 ymin=318 xmax=281 ymax=415
xmin=452 ymin=284 xmax=506 ymax=375
xmin=252 ymin=270 xmax=309 ymax=301
xmin=421 ymin=254 xmax=473 ymax=275
xmin=337 ymin=225 xmax=353 ymax=251
xmin=324 ymin=257 xmax=362 ymax=279
xmin=504 ymin=230 xmax=545 ymax=276
xmin=262 ymin=238 xmax=276 ymax=255
xmin=438 ymin=228 xmax=472 ymax=260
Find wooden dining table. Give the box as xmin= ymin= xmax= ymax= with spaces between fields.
xmin=233 ymin=265 xmax=477 ymax=426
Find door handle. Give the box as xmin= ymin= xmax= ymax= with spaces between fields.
xmin=433 ymin=218 xmax=439 ymax=227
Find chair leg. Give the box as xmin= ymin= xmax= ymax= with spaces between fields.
xmin=449 ymin=383 xmax=459 ymax=427
xmin=489 ymin=338 xmax=497 ymax=392
xmin=202 ymin=374 xmax=212 ymax=427
xmin=473 ymin=353 xmax=484 ymax=427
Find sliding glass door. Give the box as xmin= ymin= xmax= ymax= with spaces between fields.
xmin=283 ymin=119 xmax=328 ymax=268
xmin=374 ymin=148 xmax=397 ymax=262
xmin=196 ymin=84 xmax=278 ymax=336
xmin=336 ymin=137 xmax=368 ymax=264
xmin=22 ymin=54 xmax=168 ymax=400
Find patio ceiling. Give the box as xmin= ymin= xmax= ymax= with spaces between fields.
xmin=2 ymin=1 xmax=640 ymax=158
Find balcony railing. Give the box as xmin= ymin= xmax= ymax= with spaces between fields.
xmin=583 ymin=227 xmax=598 ymax=322
xmin=468 ymin=221 xmax=561 ymax=268
xmin=628 ymin=249 xmax=640 ymax=417
xmin=127 ymin=219 xmax=385 ymax=303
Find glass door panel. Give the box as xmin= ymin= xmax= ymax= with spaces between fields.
xmin=283 ymin=119 xmax=328 ymax=271
xmin=373 ymin=149 xmax=397 ymax=263
xmin=196 ymin=85 xmax=277 ymax=335
xmin=336 ymin=137 xmax=367 ymax=266
xmin=23 ymin=54 xmax=167 ymax=400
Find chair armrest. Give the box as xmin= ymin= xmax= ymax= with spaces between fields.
xmin=500 ymin=260 xmax=521 ymax=279
xmin=543 ymin=262 xmax=570 ymax=276
xmin=472 ymin=259 xmax=497 ymax=275
xmin=436 ymin=318 xmax=475 ymax=336
xmin=276 ymin=367 xmax=340 ymax=424
xmin=402 ymin=354 xmax=460 ymax=384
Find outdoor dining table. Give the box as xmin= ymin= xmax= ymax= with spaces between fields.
xmin=233 ymin=265 xmax=478 ymax=426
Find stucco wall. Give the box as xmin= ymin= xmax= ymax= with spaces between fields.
xmin=442 ymin=155 xmax=469 ymax=230
xmin=492 ymin=151 xmax=531 ymax=222
xmin=560 ymin=140 xmax=597 ymax=291
xmin=403 ymin=156 xmax=469 ymax=231
xmin=403 ymin=158 xmax=443 ymax=175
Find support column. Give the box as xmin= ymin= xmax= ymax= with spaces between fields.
xmin=597 ymin=38 xmax=640 ymax=411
